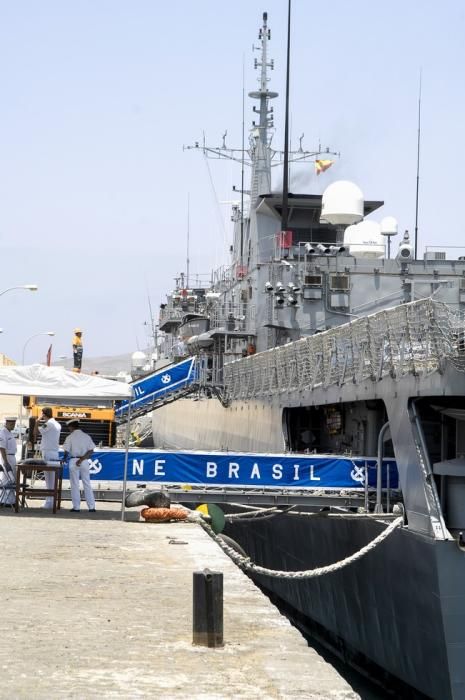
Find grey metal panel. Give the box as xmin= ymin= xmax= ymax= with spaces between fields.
xmin=303 ymin=288 xmax=322 ymax=300
xmin=330 ymin=293 xmax=349 ymax=307
xmin=226 ymin=517 xmax=454 ymax=699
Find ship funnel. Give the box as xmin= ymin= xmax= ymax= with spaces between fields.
xmin=320 ymin=181 xmax=364 ymax=226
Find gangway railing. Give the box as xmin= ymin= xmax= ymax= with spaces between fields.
xmin=50 ymin=448 xmax=400 ymax=511
xmin=115 ymin=357 xmax=198 ymax=422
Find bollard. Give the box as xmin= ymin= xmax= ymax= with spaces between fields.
xmin=192 ymin=569 xmax=224 ymax=647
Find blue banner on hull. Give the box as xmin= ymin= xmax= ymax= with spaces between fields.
xmin=115 ymin=357 xmax=196 ymax=418
xmin=63 ymin=449 xmax=398 ymax=490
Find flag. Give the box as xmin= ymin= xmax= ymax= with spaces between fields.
xmin=315 ymin=159 xmax=334 ymax=176
xmin=46 ymin=344 xmax=52 ymax=366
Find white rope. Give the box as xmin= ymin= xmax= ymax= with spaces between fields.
xmin=198 ymin=515 xmax=403 ymax=579
xmin=225 ymin=506 xmax=287 ymax=521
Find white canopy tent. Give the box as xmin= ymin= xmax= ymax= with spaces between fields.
xmin=0 ymin=364 xmax=132 ymax=399
xmin=0 ymin=364 xmax=134 ymax=519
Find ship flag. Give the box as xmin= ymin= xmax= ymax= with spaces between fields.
xmin=315 ymin=159 xmax=334 ymax=175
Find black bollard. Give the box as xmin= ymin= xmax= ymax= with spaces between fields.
xmin=192 ymin=569 xmax=223 ymax=647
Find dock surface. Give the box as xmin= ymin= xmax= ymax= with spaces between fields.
xmin=0 ymin=504 xmax=359 ymax=699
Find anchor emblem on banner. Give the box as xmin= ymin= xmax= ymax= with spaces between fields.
xmin=350 ymin=464 xmax=365 ymax=484
xmin=89 ymin=459 xmax=103 ymax=475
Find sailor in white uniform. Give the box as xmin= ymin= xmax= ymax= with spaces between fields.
xmin=37 ymin=407 xmax=61 ymax=508
xmin=62 ymin=419 xmax=96 ymax=512
xmin=0 ymin=417 xmax=18 ymax=505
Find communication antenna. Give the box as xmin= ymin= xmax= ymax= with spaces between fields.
xmin=414 ymin=70 xmax=422 ymax=259
xmin=240 ymin=54 xmax=245 ymax=268
xmin=281 ymin=0 xmax=291 ymax=232
xmin=186 ymin=193 xmax=190 ymax=288
xmin=147 ymin=291 xmax=157 ymax=347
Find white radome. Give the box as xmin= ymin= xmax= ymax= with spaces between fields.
xmin=320 ymin=180 xmax=364 ymax=226
xmin=380 ymin=216 xmax=398 ymax=236
xmin=344 ymin=220 xmax=385 ymax=258
xmin=131 ymin=351 xmax=147 ymax=369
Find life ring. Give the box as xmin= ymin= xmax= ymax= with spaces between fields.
xmin=141 ymin=507 xmax=189 ymax=522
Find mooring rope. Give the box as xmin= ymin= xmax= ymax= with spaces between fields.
xmin=197 ymin=515 xmax=403 ymax=579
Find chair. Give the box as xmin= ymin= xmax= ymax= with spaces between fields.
xmin=0 ymin=465 xmax=16 ymax=508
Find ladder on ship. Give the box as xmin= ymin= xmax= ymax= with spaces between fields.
xmin=115 ymin=356 xmax=200 ymax=423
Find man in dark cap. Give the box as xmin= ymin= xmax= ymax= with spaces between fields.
xmin=62 ymin=419 xmax=96 ymax=512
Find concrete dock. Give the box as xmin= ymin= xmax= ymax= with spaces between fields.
xmin=0 ymin=503 xmax=359 ymax=699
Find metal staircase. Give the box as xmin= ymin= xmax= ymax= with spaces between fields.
xmin=115 ymin=356 xmax=199 ymax=423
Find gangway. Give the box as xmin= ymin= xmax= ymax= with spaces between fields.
xmin=115 ymin=357 xmax=198 ymax=422
xmin=86 ymin=485 xmax=369 ymax=508
xmin=63 ymin=447 xmax=400 ymax=510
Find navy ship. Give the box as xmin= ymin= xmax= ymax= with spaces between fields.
xmin=153 ymin=12 xmax=465 ymax=699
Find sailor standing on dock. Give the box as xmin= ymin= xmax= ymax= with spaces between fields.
xmin=37 ymin=407 xmax=61 ymax=509
xmin=62 ymin=419 xmax=96 ymax=512
xmin=0 ymin=418 xmax=18 ymax=505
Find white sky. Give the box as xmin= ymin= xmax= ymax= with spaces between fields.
xmin=0 ymin=0 xmax=464 ymax=363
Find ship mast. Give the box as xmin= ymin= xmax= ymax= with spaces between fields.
xmin=280 ymin=0 xmax=291 ymax=232
xmin=248 ymin=12 xmax=277 ymax=205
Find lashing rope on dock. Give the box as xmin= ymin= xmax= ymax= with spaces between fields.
xmin=224 ymin=505 xmax=402 ymax=522
xmin=198 ymin=515 xmax=403 ymax=579
xmin=224 ymin=506 xmax=293 ymax=521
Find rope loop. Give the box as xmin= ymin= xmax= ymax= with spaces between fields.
xmin=199 ymin=516 xmax=403 ymax=579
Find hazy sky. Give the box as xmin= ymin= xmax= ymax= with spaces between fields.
xmin=0 ymin=0 xmax=464 ymax=364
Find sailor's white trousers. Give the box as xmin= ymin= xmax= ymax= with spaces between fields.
xmin=41 ymin=449 xmax=59 ymax=508
xmin=69 ymin=458 xmax=96 ymax=510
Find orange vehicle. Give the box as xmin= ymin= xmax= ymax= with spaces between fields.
xmin=24 ymin=395 xmax=117 ymax=448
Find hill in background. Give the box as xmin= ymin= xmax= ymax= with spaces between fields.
xmin=54 ymin=351 xmax=136 ymax=376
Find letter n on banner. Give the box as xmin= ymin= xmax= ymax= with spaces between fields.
xmin=132 ymin=459 xmax=144 ymax=476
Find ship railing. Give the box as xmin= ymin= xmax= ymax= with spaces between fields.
xmin=208 ymin=303 xmax=256 ymax=332
xmin=223 ymin=298 xmax=465 ymax=399
xmin=159 ymin=307 xmax=185 ymax=324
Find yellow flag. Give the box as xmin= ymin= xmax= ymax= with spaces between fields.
xmin=315 ymin=159 xmax=334 ymax=175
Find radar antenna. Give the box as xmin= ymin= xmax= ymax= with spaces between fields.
xmin=183 ymin=12 xmax=339 ymax=200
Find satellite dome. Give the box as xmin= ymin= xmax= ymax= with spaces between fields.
xmin=131 ymin=351 xmax=147 ymax=369
xmin=320 ymin=181 xmax=364 ymax=226
xmin=380 ymin=216 xmax=398 ymax=236
xmin=344 ymin=220 xmax=385 ymax=258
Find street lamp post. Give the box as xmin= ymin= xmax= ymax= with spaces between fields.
xmin=0 ymin=284 xmax=38 ymax=298
xmin=21 ymin=331 xmax=55 ymax=365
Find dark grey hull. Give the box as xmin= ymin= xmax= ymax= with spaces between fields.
xmin=225 ymin=516 xmax=465 ymax=700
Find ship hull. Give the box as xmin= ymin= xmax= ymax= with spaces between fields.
xmin=152 ymin=396 xmax=283 ymax=452
xmin=225 ymin=514 xmax=464 ymax=700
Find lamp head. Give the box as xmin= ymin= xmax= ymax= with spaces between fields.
xmin=24 ymin=285 xmax=38 ymax=291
